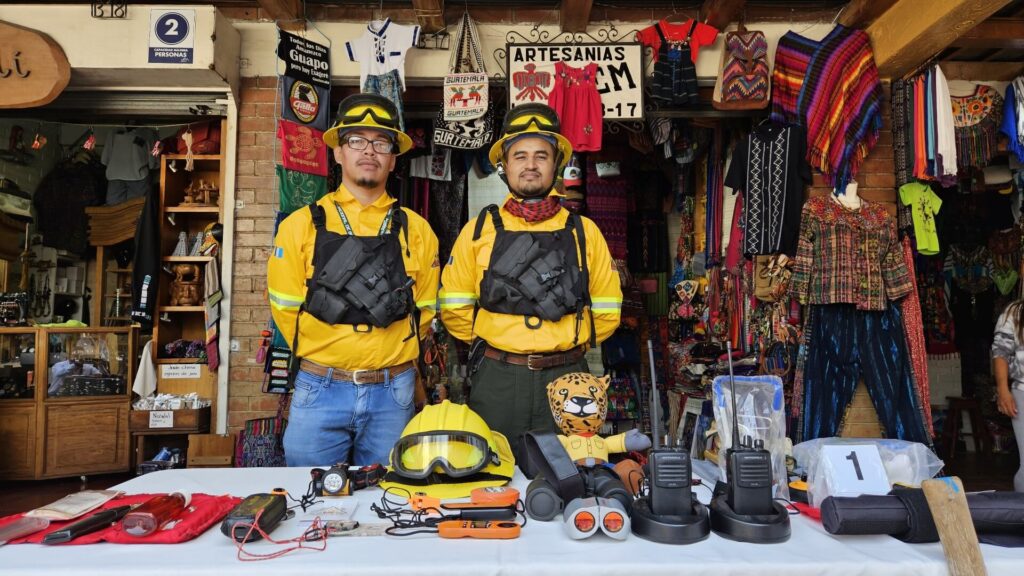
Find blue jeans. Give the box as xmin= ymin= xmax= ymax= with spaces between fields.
xmin=283 ymin=366 xmax=416 ymax=467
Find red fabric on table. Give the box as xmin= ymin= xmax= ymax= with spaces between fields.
xmin=0 ymin=493 xmax=241 ymax=545
xmin=793 ymin=501 xmax=821 ymax=521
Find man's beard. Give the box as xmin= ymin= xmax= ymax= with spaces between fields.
xmin=356 ymin=176 xmax=381 ymax=188
xmin=510 ymin=178 xmax=551 ymax=199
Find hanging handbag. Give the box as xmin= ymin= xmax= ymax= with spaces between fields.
xmin=433 ymin=13 xmax=493 ymax=150
xmin=712 ymin=25 xmax=770 ymax=111
xmin=442 ymin=12 xmax=488 ymax=121
xmin=753 ymin=254 xmax=792 ymax=302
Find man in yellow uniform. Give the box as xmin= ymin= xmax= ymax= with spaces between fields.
xmin=268 ymin=93 xmax=439 ymax=466
xmin=439 ymin=103 xmax=622 ymax=455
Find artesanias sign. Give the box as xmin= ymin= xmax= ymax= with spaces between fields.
xmin=0 ymin=20 xmax=70 ymax=109
xmin=506 ymin=43 xmax=643 ymax=121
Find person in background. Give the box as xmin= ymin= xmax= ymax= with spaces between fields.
xmin=992 ymin=298 xmax=1024 ymax=492
xmin=439 ymin=103 xmax=622 ymax=456
xmin=268 ymin=93 xmax=439 ymax=467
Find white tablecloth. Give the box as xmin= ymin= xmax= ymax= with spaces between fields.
xmin=1 ymin=466 xmax=1022 ymax=575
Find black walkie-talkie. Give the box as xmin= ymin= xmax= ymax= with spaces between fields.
xmin=724 ymin=341 xmax=775 ymax=516
xmin=646 ymin=340 xmax=692 ymax=517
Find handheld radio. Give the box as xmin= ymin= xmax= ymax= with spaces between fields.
xmin=645 ymin=339 xmax=692 ymax=517
xmin=723 ymin=341 xmax=775 ymax=516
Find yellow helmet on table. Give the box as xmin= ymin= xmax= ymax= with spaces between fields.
xmin=380 ymin=400 xmax=515 ymax=499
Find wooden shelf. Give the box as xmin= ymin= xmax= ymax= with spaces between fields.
xmin=162 ymin=256 xmax=213 ymax=263
xmin=107 ymin=267 xmax=132 ymax=273
xmin=163 ymin=154 xmax=221 ymax=161
xmin=155 ymin=358 xmax=206 ymax=365
xmin=53 ymin=292 xmax=82 ymax=297
xmin=159 ymin=306 xmax=205 ymax=312
xmin=165 ymin=206 xmax=220 ymax=214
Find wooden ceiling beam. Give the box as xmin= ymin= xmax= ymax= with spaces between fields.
xmin=411 ymin=0 xmax=446 ymax=34
xmin=837 ymin=0 xmax=899 ymax=28
xmin=700 ymin=0 xmax=746 ymax=31
xmin=256 ymin=0 xmax=304 ymax=30
xmin=560 ymin=0 xmax=594 ymax=33
xmin=866 ymin=0 xmax=1011 ymax=78
xmin=939 ymin=60 xmax=1024 ymax=81
xmin=949 ymin=18 xmax=1024 ymax=50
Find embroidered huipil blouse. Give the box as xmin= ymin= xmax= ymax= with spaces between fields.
xmin=790 ymin=196 xmax=913 ymax=311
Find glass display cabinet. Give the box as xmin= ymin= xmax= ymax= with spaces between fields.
xmin=0 ymin=325 xmax=136 ymax=479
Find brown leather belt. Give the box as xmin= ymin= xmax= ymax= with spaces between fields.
xmin=483 ymin=345 xmax=586 ymax=371
xmin=299 ymin=359 xmax=416 ymax=385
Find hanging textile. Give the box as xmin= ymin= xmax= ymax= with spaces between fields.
xmin=427 ymin=154 xmax=466 ymax=267
xmin=276 ymin=165 xmax=328 ymax=215
xmin=769 ymin=31 xmax=816 ymax=126
xmin=795 ymin=25 xmax=883 ymax=192
xmin=547 ymin=61 xmax=603 ymax=152
xmin=899 ymin=236 xmax=933 ymax=436
xmin=951 ymin=84 xmax=1003 ymax=170
xmin=1000 ymin=82 xmax=1024 ymax=164
xmin=704 ymin=130 xmax=724 ymax=267
xmin=586 ymin=158 xmax=630 ymax=265
xmin=892 ymin=78 xmax=913 ymax=232
xmin=725 ymin=124 xmax=811 ymax=257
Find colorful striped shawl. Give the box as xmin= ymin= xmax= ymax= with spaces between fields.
xmin=795 ymin=25 xmax=883 ymax=192
xmin=769 ymin=31 xmax=818 ymax=126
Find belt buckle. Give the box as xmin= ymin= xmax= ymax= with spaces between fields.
xmin=351 ymin=369 xmax=373 ymax=384
xmin=526 ymin=354 xmax=544 ymax=371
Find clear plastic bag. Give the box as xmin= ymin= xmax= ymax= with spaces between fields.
xmin=712 ymin=375 xmax=789 ymax=500
xmin=792 ymin=437 xmax=944 ymax=508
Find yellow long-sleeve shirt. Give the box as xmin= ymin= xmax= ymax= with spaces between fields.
xmin=267 ymin=186 xmax=439 ymax=370
xmin=439 ymin=195 xmax=622 ymax=353
xmin=558 ymin=432 xmax=629 ymax=465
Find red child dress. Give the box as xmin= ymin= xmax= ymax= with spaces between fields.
xmin=548 ymin=61 xmax=603 ymax=152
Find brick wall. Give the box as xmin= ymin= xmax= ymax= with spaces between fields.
xmin=228 ymin=76 xmax=281 ymax=432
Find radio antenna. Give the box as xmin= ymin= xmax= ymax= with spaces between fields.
xmin=726 ymin=341 xmax=742 ymax=450
xmin=647 ymin=339 xmax=660 ymax=450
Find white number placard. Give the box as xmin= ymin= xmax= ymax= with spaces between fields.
xmin=820 ymin=444 xmax=890 ymax=498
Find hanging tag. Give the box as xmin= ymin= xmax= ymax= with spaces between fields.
xmin=151 ymin=140 xmax=164 ymax=157
xmin=83 ymin=134 xmax=97 ymax=150
xmin=31 ymin=134 xmax=47 ymax=150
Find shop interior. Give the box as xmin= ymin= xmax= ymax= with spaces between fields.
xmin=0 ymin=94 xmax=227 ymax=481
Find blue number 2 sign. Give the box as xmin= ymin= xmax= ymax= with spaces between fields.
xmin=149 ymin=9 xmax=194 ymax=64
xmin=155 ymin=13 xmax=190 ymax=46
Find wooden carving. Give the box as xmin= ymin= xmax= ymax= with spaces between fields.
xmin=169 ymin=264 xmax=202 ymax=307
xmin=0 ymin=20 xmax=71 ymax=109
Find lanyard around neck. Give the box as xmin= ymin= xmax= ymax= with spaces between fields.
xmin=334 ymin=202 xmax=393 ymax=236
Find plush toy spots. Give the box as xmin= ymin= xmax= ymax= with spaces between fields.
xmin=546 ymin=372 xmax=611 ymax=435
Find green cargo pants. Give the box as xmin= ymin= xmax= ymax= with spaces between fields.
xmin=468 ymin=355 xmax=590 ymax=460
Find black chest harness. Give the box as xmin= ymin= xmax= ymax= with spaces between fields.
xmin=303 ymin=202 xmax=416 ymax=336
xmin=473 ymin=204 xmax=596 ymax=346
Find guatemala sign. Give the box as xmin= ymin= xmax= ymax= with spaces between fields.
xmin=277 ymin=30 xmax=330 ymax=131
xmin=0 ymin=20 xmax=70 ymax=109
xmin=506 ymin=43 xmax=643 ymax=120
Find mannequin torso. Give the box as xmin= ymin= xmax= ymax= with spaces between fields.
xmin=832 ymin=179 xmax=861 ymax=210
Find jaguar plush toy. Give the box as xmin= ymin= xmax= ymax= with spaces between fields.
xmin=547 ymin=372 xmax=651 ymax=467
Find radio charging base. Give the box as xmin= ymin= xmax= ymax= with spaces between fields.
xmin=709 ymin=494 xmax=791 ymax=544
xmin=630 ymin=495 xmax=710 ymax=545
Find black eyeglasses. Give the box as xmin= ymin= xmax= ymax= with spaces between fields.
xmin=345 ymin=135 xmax=394 ymax=154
